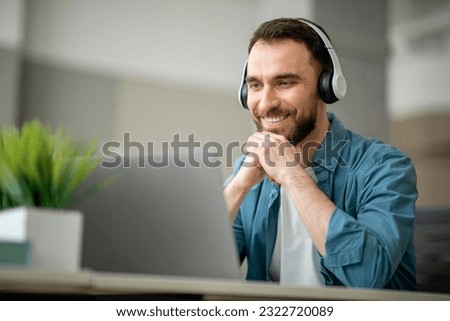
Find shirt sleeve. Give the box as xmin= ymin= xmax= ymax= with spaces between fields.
xmin=322 ymin=150 xmax=418 ymax=288
xmin=226 ymin=156 xmax=247 ymax=264
xmin=233 ymin=209 xmax=247 ymax=263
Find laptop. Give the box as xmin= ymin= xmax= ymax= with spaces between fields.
xmin=73 ymin=152 xmax=242 ymax=280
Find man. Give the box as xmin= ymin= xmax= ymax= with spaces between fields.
xmin=224 ymin=18 xmax=418 ymax=290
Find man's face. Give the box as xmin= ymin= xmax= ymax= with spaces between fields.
xmin=246 ymin=39 xmax=322 ymax=146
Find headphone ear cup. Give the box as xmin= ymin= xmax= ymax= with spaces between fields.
xmin=318 ymin=69 xmax=338 ymax=104
xmin=240 ymin=83 xmax=248 ymax=109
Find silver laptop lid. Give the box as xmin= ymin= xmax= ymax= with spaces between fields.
xmin=74 ymin=152 xmax=241 ymax=280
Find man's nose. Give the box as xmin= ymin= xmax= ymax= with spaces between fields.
xmin=258 ymin=87 xmax=280 ymax=113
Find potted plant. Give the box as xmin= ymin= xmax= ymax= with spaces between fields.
xmin=0 ymin=120 xmax=102 ymax=271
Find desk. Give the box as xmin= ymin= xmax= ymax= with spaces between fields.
xmin=0 ymin=268 xmax=449 ymax=300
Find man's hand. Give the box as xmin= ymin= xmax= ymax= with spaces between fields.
xmin=223 ymin=134 xmax=267 ymax=221
xmin=244 ymin=131 xmax=309 ymax=186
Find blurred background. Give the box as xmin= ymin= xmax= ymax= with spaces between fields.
xmin=1 ymin=0 xmax=449 ymax=207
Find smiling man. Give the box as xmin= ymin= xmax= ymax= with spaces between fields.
xmin=224 ymin=18 xmax=418 ymax=290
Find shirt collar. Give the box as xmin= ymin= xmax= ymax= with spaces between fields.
xmin=311 ymin=112 xmax=348 ymax=173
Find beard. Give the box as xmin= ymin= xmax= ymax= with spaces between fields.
xmin=253 ymin=102 xmax=318 ymax=146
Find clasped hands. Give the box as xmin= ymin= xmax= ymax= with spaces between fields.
xmin=237 ymin=131 xmax=311 ymax=191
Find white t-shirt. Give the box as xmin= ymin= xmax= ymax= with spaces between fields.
xmin=269 ymin=168 xmax=325 ymax=287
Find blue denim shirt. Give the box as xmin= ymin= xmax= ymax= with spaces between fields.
xmin=232 ymin=112 xmax=418 ymax=290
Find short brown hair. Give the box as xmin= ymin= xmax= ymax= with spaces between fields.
xmin=248 ymin=18 xmax=333 ymax=72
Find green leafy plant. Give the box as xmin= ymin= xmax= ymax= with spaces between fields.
xmin=0 ymin=120 xmax=104 ymax=210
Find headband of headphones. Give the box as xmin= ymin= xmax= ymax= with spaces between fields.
xmin=238 ymin=18 xmax=347 ymax=108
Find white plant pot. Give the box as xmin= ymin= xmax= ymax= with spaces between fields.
xmin=0 ymin=206 xmax=83 ymax=271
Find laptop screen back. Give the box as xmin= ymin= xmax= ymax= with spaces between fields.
xmin=73 ymin=153 xmax=241 ymax=280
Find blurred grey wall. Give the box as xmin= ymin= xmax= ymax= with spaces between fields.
xmin=1 ymin=0 xmax=449 ymax=204
xmin=0 ymin=0 xmax=24 ymax=126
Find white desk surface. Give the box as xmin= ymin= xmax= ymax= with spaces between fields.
xmin=0 ymin=268 xmax=449 ymax=300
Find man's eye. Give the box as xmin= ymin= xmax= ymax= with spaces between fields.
xmin=248 ymin=83 xmax=261 ymax=90
xmin=279 ymin=81 xmax=294 ymax=87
